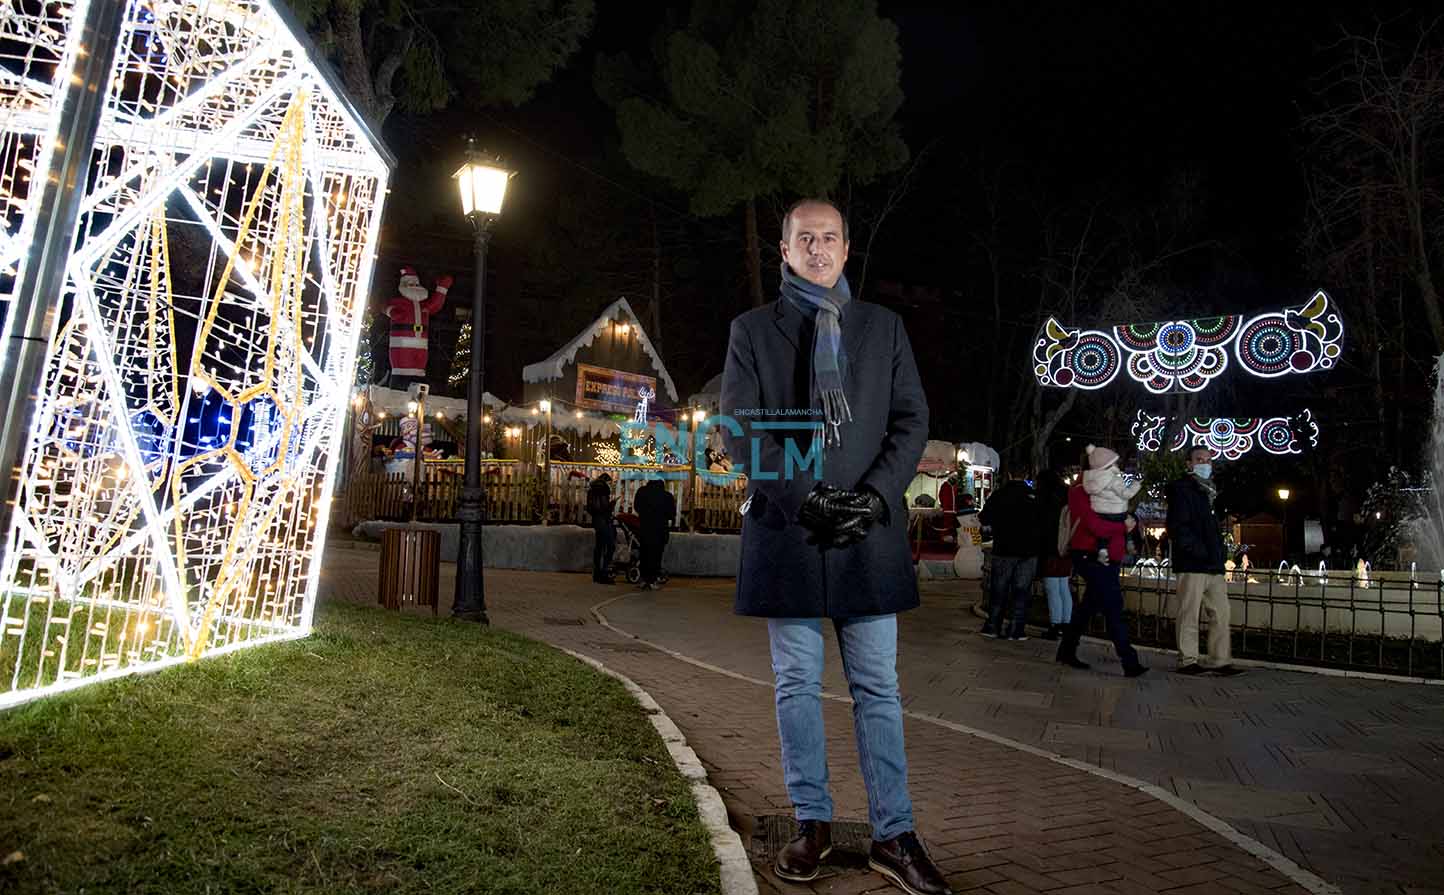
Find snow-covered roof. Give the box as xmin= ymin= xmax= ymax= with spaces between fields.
xmin=520 ymin=297 xmax=678 ymax=402
xmin=688 ymin=372 xmax=723 ymax=409
xmin=960 ymin=442 xmax=1000 ymax=470
xmin=357 ymin=385 xmax=623 ymax=438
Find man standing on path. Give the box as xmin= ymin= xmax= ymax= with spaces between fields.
xmin=634 ymin=476 xmax=676 ymax=589
xmin=587 ymin=473 xmax=616 ymax=584
xmin=721 ymin=198 xmax=951 ymax=895
xmin=1166 ymin=447 xmax=1244 ymax=676
xmin=978 ymin=467 xmax=1041 ymax=640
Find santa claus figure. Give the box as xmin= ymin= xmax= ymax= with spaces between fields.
xmin=386 ymin=266 xmax=451 ymax=388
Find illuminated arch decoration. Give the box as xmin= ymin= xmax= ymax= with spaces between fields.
xmin=0 ymin=1 xmax=391 ymax=708
xmin=1031 ymin=318 xmax=1121 ymax=390
xmin=1235 ymin=291 xmax=1344 ymax=377
xmin=1114 ymin=316 xmax=1239 ymax=393
xmin=1034 ymin=292 xmax=1343 ymax=393
xmin=1132 ymin=409 xmax=1319 ymax=460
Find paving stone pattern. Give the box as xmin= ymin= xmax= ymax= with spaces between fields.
xmin=318 ymin=547 xmax=1367 ymax=894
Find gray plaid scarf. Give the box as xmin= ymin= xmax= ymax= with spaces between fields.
xmin=779 ymin=261 xmax=852 ymax=448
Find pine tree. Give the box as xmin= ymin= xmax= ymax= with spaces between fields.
xmin=448 ymin=322 xmax=471 ymax=389
xmin=596 ymin=0 xmax=909 ymax=306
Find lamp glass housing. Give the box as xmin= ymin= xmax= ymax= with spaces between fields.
xmin=455 ymin=159 xmax=511 ymax=216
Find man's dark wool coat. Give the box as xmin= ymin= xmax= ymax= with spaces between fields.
xmin=720 ymin=295 xmax=929 ymax=619
xmin=1165 ymin=474 xmax=1227 ymax=573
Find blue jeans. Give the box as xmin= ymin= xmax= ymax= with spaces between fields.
xmin=767 ymin=615 xmax=914 ymax=842
xmin=986 ymin=555 xmax=1036 ymax=637
xmin=1043 ymin=576 xmax=1073 ymax=625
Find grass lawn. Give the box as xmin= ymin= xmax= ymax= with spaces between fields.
xmin=0 ymin=602 xmax=719 ymax=894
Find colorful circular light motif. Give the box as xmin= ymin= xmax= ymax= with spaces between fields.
xmin=1069 ymin=334 xmax=1119 ymax=389
xmin=1158 ymin=322 xmax=1195 ymax=354
xmin=1238 ymin=317 xmax=1300 ymax=376
xmin=1258 ymin=417 xmax=1295 ymax=452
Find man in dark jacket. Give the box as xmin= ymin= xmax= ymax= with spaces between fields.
xmin=978 ymin=468 xmax=1040 ymax=640
xmin=721 ymin=199 xmax=950 ymax=895
xmin=634 ymin=477 xmax=676 ymax=589
xmin=587 ymin=473 xmax=615 ymax=584
xmin=1165 ymin=447 xmax=1242 ymax=676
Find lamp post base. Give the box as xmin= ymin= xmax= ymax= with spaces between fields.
xmin=452 ymin=485 xmax=489 ymax=624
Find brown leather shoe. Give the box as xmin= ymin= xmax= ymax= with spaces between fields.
xmin=774 ymin=819 xmax=832 ymax=882
xmin=868 ymin=831 xmax=953 ymax=895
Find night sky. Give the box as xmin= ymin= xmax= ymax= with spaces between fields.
xmin=373 ymin=1 xmax=1431 ymax=476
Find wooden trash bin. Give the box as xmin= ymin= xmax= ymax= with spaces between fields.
xmin=378 ymin=526 xmax=441 ymax=614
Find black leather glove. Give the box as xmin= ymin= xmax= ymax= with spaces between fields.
xmin=797 ymin=483 xmax=858 ymax=535
xmin=826 ymin=488 xmax=887 ymax=548
xmin=798 ymin=484 xmax=885 ymax=548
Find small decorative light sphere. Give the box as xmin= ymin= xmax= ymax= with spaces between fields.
xmin=575 ymin=410 xmax=583 ymax=419
xmin=1375 ymin=511 xmax=1383 ymax=520
xmin=692 ymin=408 xmax=707 ymax=423
xmin=407 ymin=401 xmax=417 ymax=413
xmin=483 ymin=414 xmax=491 ymax=423
xmin=436 ymin=411 xmax=445 ymax=420
xmin=1277 ymin=487 xmax=1291 ymax=501
xmin=539 ymin=399 xmax=551 ymax=413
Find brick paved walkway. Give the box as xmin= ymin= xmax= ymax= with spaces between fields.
xmin=600 ymin=579 xmax=1444 ymax=895
xmin=316 ymin=546 xmax=1355 ymax=894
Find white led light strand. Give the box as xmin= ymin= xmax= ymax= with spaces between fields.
xmin=0 ymin=0 xmax=390 ymax=707
xmin=1033 ymin=292 xmax=1344 ymax=393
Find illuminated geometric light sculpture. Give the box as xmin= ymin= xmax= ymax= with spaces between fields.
xmin=1132 ymin=409 xmax=1319 ymax=461
xmin=0 ymin=1 xmax=392 ymax=708
xmin=1033 ymin=291 xmax=1344 ymax=393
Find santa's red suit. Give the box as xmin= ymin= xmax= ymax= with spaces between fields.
xmin=386 ymin=267 xmax=451 ymax=383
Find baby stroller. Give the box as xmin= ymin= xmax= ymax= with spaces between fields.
xmin=612 ymin=512 xmax=669 ymax=586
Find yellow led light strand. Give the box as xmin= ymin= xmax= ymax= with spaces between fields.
xmin=184 ymin=91 xmax=311 ymax=656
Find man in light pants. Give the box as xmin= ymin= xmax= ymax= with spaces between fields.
xmin=1165 ymin=446 xmax=1243 ymax=676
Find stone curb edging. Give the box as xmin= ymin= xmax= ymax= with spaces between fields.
xmin=965 ymin=600 xmax=1444 ymax=686
xmin=594 ymin=596 xmax=1342 ymax=895
xmin=559 ymin=641 xmax=758 ymax=895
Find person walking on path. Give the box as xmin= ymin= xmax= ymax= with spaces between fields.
xmin=978 ymin=467 xmax=1041 ymax=641
xmin=1036 ymin=469 xmax=1073 ymax=640
xmin=1167 ymin=447 xmax=1244 ymax=676
xmin=634 ymin=477 xmax=676 ymax=589
xmin=1056 ymin=446 xmax=1149 ymax=677
xmin=721 ymin=198 xmax=952 ymax=895
xmin=587 ymin=473 xmax=616 ymax=584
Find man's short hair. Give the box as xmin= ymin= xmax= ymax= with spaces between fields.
xmin=781 ymin=198 xmax=849 ymax=243
xmin=1186 ymin=446 xmax=1211 ymax=463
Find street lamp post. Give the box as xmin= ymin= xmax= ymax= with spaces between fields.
xmin=1277 ymin=487 xmax=1292 ymax=564
xmin=408 ymin=395 xmax=425 ymax=523
xmin=451 ymin=140 xmax=513 ymax=624
xmin=689 ymin=407 xmax=706 ymax=528
xmin=540 ymin=399 xmax=553 ymax=523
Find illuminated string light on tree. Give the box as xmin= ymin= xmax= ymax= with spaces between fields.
xmin=0 ymin=0 xmax=391 ymax=708
xmin=1132 ymin=409 xmax=1319 ymax=460
xmin=1033 ymin=292 xmax=1344 ymax=393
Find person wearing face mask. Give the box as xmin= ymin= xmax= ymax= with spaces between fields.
xmin=1165 ymin=447 xmax=1243 ymax=676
